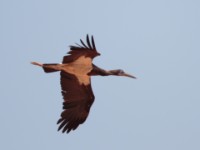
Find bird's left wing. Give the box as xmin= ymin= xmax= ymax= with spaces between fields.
xmin=57 ymin=71 xmax=95 ymax=133
xmin=62 ymin=35 xmax=100 ymax=64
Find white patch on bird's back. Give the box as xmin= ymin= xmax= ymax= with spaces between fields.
xmin=62 ymin=56 xmax=92 ymax=85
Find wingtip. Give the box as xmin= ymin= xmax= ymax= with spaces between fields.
xmin=86 ymin=34 xmax=93 ymax=49
xmin=91 ymin=35 xmax=96 ymax=50
xmin=80 ymin=39 xmax=88 ymax=48
xmin=86 ymin=34 xmax=89 ymax=39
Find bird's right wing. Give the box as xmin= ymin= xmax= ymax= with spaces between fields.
xmin=57 ymin=71 xmax=95 ymax=133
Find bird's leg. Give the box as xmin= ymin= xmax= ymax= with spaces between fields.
xmin=31 ymin=62 xmax=43 ymax=67
xmin=31 ymin=61 xmax=61 ymax=73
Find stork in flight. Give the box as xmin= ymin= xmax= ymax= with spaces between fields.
xmin=31 ymin=35 xmax=136 ymax=133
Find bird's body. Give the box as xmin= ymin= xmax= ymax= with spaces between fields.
xmin=32 ymin=35 xmax=135 ymax=133
xmin=42 ymin=56 xmax=93 ymax=85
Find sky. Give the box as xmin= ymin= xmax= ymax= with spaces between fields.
xmin=1 ymin=0 xmax=200 ymax=149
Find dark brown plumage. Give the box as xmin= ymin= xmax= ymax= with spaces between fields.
xmin=31 ymin=35 xmax=135 ymax=133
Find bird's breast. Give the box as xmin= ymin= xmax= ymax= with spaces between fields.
xmin=62 ymin=56 xmax=93 ymax=85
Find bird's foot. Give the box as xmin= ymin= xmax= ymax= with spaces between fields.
xmin=31 ymin=62 xmax=43 ymax=67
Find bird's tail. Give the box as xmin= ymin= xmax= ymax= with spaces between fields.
xmin=31 ymin=62 xmax=59 ymax=73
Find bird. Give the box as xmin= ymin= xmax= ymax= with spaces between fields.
xmin=31 ymin=35 xmax=136 ymax=133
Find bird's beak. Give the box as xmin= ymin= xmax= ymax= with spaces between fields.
xmin=122 ymin=73 xmax=136 ymax=79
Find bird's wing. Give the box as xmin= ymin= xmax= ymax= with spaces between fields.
xmin=62 ymin=34 xmax=100 ymax=63
xmin=57 ymin=71 xmax=95 ymax=133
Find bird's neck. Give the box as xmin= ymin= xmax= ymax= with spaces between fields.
xmin=106 ymin=70 xmax=119 ymax=75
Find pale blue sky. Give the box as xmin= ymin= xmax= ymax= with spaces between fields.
xmin=1 ymin=0 xmax=200 ymax=149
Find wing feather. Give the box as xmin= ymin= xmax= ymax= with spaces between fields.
xmin=62 ymin=35 xmax=100 ymax=64
xmin=91 ymin=36 xmax=96 ymax=50
xmin=80 ymin=39 xmax=89 ymax=49
xmin=57 ymin=71 xmax=95 ymax=133
xmin=86 ymin=34 xmax=92 ymax=49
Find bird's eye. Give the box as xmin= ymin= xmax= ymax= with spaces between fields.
xmin=119 ymin=69 xmax=124 ymax=73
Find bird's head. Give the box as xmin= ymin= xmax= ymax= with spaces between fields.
xmin=109 ymin=69 xmax=136 ymax=79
